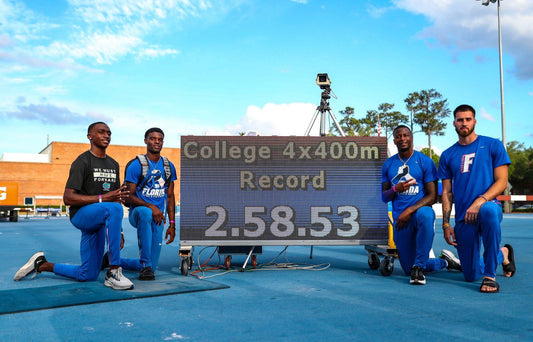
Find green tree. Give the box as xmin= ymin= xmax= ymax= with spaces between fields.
xmin=369 ymin=103 xmax=408 ymax=140
xmin=404 ymin=91 xmax=419 ymax=133
xmin=333 ymin=107 xmax=373 ymax=136
xmin=335 ymin=103 xmax=407 ymax=139
xmin=420 ymin=147 xmax=440 ymax=168
xmin=404 ymin=89 xmax=450 ymax=159
xmin=506 ymin=141 xmax=533 ymax=195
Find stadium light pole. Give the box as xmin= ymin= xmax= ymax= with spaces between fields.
xmin=477 ymin=0 xmax=510 ymax=212
xmin=477 ymin=0 xmax=506 ymax=148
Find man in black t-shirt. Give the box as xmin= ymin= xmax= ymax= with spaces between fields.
xmin=14 ymin=122 xmax=134 ymax=290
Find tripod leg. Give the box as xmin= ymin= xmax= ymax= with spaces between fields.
xmin=328 ymin=109 xmax=346 ymax=136
xmin=305 ymin=109 xmax=321 ymax=136
xmin=320 ymin=109 xmax=327 ymax=136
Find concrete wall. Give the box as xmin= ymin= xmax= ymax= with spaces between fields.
xmin=0 ymin=141 xmax=181 ymax=206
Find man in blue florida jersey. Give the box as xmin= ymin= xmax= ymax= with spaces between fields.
xmin=14 ymin=122 xmax=134 ymax=290
xmin=102 ymin=127 xmax=177 ymax=280
xmin=382 ymin=125 xmax=461 ymax=285
xmin=439 ymin=104 xmax=516 ymax=293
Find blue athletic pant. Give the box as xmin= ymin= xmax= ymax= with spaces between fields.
xmin=393 ymin=206 xmax=447 ymax=275
xmin=119 ymin=206 xmax=164 ymax=272
xmin=454 ymin=201 xmax=504 ymax=281
xmin=53 ymin=202 xmax=124 ymax=281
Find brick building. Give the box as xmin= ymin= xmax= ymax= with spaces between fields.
xmin=0 ymin=141 xmax=181 ymax=208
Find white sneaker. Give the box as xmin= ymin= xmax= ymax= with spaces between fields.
xmin=105 ymin=267 xmax=134 ymax=290
xmin=14 ymin=251 xmax=47 ymax=281
xmin=440 ymin=249 xmax=462 ymax=272
xmin=410 ymin=266 xmax=426 ymax=285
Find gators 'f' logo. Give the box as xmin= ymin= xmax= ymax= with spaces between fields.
xmin=461 ymin=153 xmax=476 ymax=173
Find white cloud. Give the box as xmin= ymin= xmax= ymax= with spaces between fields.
xmin=55 ymin=0 xmax=212 ymax=64
xmin=367 ymin=4 xmax=390 ymax=19
xmin=228 ymin=102 xmax=325 ymax=136
xmin=0 ymin=102 xmax=86 ymax=124
xmin=138 ymin=47 xmax=180 ymax=59
xmin=0 ymin=34 xmax=13 ymax=47
xmin=69 ymin=0 xmax=205 ymax=24
xmin=33 ymin=85 xmax=68 ymax=96
xmin=1 ymin=0 xmax=215 ymax=70
xmin=1 ymin=48 xmax=102 ymax=73
xmin=479 ymin=107 xmax=496 ymax=121
xmin=86 ymin=110 xmax=114 ymax=123
xmin=393 ymin=0 xmax=533 ymax=80
xmin=41 ymin=32 xmax=142 ymax=64
xmin=1 ymin=77 xmax=29 ymax=84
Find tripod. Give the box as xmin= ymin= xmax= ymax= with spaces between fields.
xmin=305 ymin=86 xmax=345 ymax=136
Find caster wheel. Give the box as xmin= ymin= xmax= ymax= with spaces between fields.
xmin=368 ymin=252 xmax=380 ymax=270
xmin=251 ymin=255 xmax=257 ymax=268
xmin=224 ymin=255 xmax=232 ymax=270
xmin=180 ymin=258 xmax=190 ymax=276
xmin=379 ymin=256 xmax=394 ymax=276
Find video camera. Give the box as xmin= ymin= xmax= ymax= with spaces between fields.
xmin=316 ymin=73 xmax=331 ymax=89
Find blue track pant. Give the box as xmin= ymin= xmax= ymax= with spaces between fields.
xmin=394 ymin=206 xmax=447 ymax=275
xmin=454 ymin=201 xmax=504 ymax=281
xmin=120 ymin=206 xmax=164 ymax=271
xmin=53 ymin=202 xmax=124 ymax=281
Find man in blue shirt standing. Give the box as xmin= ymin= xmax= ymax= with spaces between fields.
xmin=382 ymin=125 xmax=461 ymax=285
xmin=102 ymin=127 xmax=177 ymax=280
xmin=438 ymin=104 xmax=516 ymax=293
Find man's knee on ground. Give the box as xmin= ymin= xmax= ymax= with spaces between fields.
xmin=463 ymin=272 xmax=479 ymax=282
xmin=76 ymin=271 xmax=99 ymax=282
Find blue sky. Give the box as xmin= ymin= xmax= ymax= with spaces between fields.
xmin=1 ymin=0 xmax=532 ymax=156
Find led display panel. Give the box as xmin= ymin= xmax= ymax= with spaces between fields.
xmin=180 ymin=136 xmax=388 ymax=246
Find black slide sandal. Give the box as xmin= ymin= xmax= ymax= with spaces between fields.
xmin=503 ymin=244 xmax=516 ymax=277
xmin=480 ymin=277 xmax=500 ymax=293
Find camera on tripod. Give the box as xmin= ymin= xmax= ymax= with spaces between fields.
xmin=305 ymin=73 xmax=345 ymax=137
xmin=316 ymin=73 xmax=331 ymax=89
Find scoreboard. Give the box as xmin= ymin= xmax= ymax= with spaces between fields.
xmin=180 ymin=136 xmax=388 ymax=246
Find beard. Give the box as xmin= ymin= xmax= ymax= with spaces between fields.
xmin=455 ymin=125 xmax=474 ymax=138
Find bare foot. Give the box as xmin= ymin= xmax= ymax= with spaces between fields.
xmin=501 ymin=247 xmax=512 ymax=277
xmin=480 ymin=277 xmax=499 ymax=293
